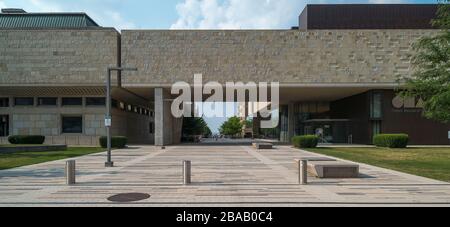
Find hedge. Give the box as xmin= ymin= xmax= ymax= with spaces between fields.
xmin=373 ymin=134 xmax=409 ymax=148
xmin=292 ymin=135 xmax=319 ymax=148
xmin=8 ymin=135 xmax=46 ymax=145
xmin=99 ymin=136 xmax=128 ymax=149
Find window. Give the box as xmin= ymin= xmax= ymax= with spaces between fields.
xmin=0 ymin=98 xmax=9 ymax=107
xmin=38 ymin=97 xmax=58 ymax=106
xmin=370 ymin=92 xmax=383 ymax=119
xmin=62 ymin=98 xmax=82 ymax=106
xmin=0 ymin=115 xmax=9 ymax=137
xmin=86 ymin=97 xmax=106 ymax=106
xmin=14 ymin=97 xmax=34 ymax=106
xmin=62 ymin=116 xmax=83 ymax=134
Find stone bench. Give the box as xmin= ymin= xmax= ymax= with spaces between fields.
xmin=252 ymin=143 xmax=273 ymax=150
xmin=307 ymin=161 xmax=360 ymax=179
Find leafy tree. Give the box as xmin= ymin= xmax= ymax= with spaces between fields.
xmin=400 ymin=1 xmax=450 ymax=123
xmin=220 ymin=116 xmax=244 ymax=137
xmin=182 ymin=117 xmax=211 ymax=137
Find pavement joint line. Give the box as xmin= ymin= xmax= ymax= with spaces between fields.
xmin=4 ymin=147 xmax=170 ymax=202
xmin=241 ymin=146 xmax=346 ymax=201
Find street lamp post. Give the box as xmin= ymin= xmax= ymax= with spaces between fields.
xmin=105 ymin=67 xmax=138 ymax=168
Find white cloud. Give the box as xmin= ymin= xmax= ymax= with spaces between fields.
xmin=28 ymin=0 xmax=63 ymax=12
xmin=171 ymin=0 xmax=306 ymax=29
xmin=0 ymin=0 xmax=136 ymax=30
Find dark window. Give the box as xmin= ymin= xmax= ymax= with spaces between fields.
xmin=62 ymin=116 xmax=83 ymax=134
xmin=0 ymin=115 xmax=9 ymax=137
xmin=370 ymin=92 xmax=383 ymax=119
xmin=38 ymin=97 xmax=58 ymax=106
xmin=0 ymin=98 xmax=9 ymax=107
xmin=86 ymin=97 xmax=106 ymax=106
xmin=14 ymin=97 xmax=34 ymax=106
xmin=149 ymin=122 xmax=154 ymax=134
xmin=62 ymin=98 xmax=82 ymax=106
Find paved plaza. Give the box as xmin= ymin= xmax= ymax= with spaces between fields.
xmin=0 ymin=145 xmax=449 ymax=207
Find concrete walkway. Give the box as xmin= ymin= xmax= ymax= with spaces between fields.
xmin=0 ymin=145 xmax=449 ymax=207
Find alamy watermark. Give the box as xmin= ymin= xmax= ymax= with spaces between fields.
xmin=171 ymin=74 xmax=279 ymax=129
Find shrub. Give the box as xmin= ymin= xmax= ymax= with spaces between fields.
xmin=8 ymin=135 xmax=46 ymax=145
xmin=99 ymin=136 xmax=128 ymax=149
xmin=292 ymin=135 xmax=319 ymax=148
xmin=373 ymin=134 xmax=409 ymax=148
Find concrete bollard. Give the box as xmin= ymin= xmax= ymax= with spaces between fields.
xmin=183 ymin=160 xmax=191 ymax=185
xmin=297 ymin=159 xmax=308 ymax=185
xmin=65 ymin=160 xmax=76 ymax=185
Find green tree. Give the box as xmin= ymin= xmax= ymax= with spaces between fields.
xmin=400 ymin=1 xmax=450 ymax=123
xmin=220 ymin=116 xmax=244 ymax=137
xmin=182 ymin=117 xmax=211 ymax=136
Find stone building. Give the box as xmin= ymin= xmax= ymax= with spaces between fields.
xmin=0 ymin=4 xmax=449 ymax=146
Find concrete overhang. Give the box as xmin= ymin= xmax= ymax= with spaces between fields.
xmin=122 ymin=83 xmax=401 ymax=104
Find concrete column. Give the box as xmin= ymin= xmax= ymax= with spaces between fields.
xmin=155 ymin=88 xmax=165 ymax=146
xmin=155 ymin=88 xmax=183 ymax=146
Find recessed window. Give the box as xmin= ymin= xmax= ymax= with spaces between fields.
xmin=62 ymin=116 xmax=83 ymax=134
xmin=38 ymin=97 xmax=58 ymax=106
xmin=0 ymin=115 xmax=9 ymax=137
xmin=14 ymin=97 xmax=34 ymax=106
xmin=86 ymin=97 xmax=106 ymax=106
xmin=0 ymin=98 xmax=9 ymax=107
xmin=62 ymin=97 xmax=82 ymax=106
xmin=370 ymin=92 xmax=383 ymax=119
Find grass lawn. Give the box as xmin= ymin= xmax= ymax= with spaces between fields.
xmin=0 ymin=147 xmax=105 ymax=170
xmin=305 ymin=147 xmax=450 ymax=182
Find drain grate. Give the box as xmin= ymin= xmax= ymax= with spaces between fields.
xmin=107 ymin=193 xmax=151 ymax=203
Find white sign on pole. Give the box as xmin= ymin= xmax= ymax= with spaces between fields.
xmin=105 ymin=118 xmax=112 ymax=127
xmin=448 ymin=131 xmax=450 ymax=140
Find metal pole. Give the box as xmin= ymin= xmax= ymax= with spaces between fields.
xmin=183 ymin=160 xmax=191 ymax=185
xmin=298 ymin=159 xmax=308 ymax=185
xmin=66 ymin=160 xmax=76 ymax=185
xmin=105 ymin=68 xmax=113 ymax=167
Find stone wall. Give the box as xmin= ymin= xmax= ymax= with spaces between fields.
xmin=121 ymin=30 xmax=438 ymax=85
xmin=0 ymin=29 xmax=119 ymax=86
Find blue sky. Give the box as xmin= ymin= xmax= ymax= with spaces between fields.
xmin=0 ymin=0 xmax=440 ymax=30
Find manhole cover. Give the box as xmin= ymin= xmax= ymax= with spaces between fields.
xmin=107 ymin=193 xmax=151 ymax=203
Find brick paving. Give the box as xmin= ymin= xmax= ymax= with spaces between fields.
xmin=0 ymin=145 xmax=449 ymax=207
